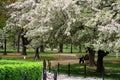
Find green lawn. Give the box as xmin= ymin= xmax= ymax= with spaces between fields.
xmin=50 ymin=62 xmax=120 ymax=80
xmin=0 ymin=47 xmax=82 ymax=54
xmin=0 ymin=49 xmax=120 ymax=80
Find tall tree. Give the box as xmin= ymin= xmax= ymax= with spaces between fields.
xmin=4 ymin=0 xmax=120 ymax=73
xmin=84 ymin=0 xmax=120 ymax=73
xmin=4 ymin=0 xmax=37 ymax=55
xmin=86 ymin=47 xmax=96 ymax=67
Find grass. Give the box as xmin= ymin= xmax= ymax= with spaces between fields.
xmin=1 ymin=49 xmax=120 ymax=80
xmin=27 ymin=50 xmax=58 ymax=54
xmin=0 ymin=54 xmax=57 ymax=61
xmin=0 ymin=49 xmax=58 ymax=54
xmin=50 ymin=62 xmax=120 ymax=80
xmin=0 ymin=47 xmax=82 ymax=54
xmin=0 ymin=49 xmax=17 ymax=53
xmin=105 ymin=55 xmax=120 ymax=59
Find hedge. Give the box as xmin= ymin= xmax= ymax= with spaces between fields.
xmin=0 ymin=60 xmax=43 ymax=80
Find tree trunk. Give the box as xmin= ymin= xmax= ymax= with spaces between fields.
xmin=13 ymin=36 xmax=16 ymax=50
xmin=87 ymin=47 xmax=96 ymax=67
xmin=50 ymin=45 xmax=54 ymax=51
xmin=70 ymin=43 xmax=73 ymax=53
xmin=97 ymin=53 xmax=104 ymax=73
xmin=21 ymin=35 xmax=27 ymax=55
xmin=58 ymin=43 xmax=63 ymax=53
xmin=79 ymin=44 xmax=82 ymax=53
xmin=40 ymin=45 xmax=44 ymax=52
xmin=34 ymin=47 xmax=40 ymax=60
xmin=96 ymin=50 xmax=109 ymax=73
xmin=17 ymin=31 xmax=20 ymax=53
xmin=3 ymin=37 xmax=7 ymax=55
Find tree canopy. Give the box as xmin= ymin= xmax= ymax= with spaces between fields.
xmin=3 ymin=0 xmax=120 ymax=53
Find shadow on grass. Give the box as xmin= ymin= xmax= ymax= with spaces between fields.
xmin=50 ymin=63 xmax=120 ymax=80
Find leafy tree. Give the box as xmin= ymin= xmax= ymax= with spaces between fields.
xmin=0 ymin=0 xmax=20 ymax=55
xmin=4 ymin=0 xmax=120 ymax=72
xmin=4 ymin=0 xmax=37 ymax=55
xmin=84 ymin=0 xmax=120 ymax=73
xmin=61 ymin=0 xmax=120 ymax=72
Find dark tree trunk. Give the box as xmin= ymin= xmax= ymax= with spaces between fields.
xmin=58 ymin=43 xmax=63 ymax=53
xmin=17 ymin=31 xmax=20 ymax=53
xmin=49 ymin=43 xmax=54 ymax=51
xmin=79 ymin=44 xmax=82 ymax=53
xmin=40 ymin=45 xmax=44 ymax=52
xmin=50 ymin=45 xmax=54 ymax=51
xmin=3 ymin=37 xmax=7 ymax=55
xmin=34 ymin=47 xmax=40 ymax=60
xmin=70 ymin=43 xmax=73 ymax=53
xmin=21 ymin=35 xmax=27 ymax=55
xmin=97 ymin=53 xmax=104 ymax=73
xmin=96 ymin=50 xmax=109 ymax=73
xmin=87 ymin=47 xmax=96 ymax=67
xmin=13 ymin=36 xmax=16 ymax=50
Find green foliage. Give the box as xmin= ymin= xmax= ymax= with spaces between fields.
xmin=0 ymin=17 xmax=6 ymax=29
xmin=0 ymin=60 xmax=42 ymax=80
xmin=0 ymin=0 xmax=17 ymax=29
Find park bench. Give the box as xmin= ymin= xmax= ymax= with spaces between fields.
xmin=0 ymin=44 xmax=3 ymax=49
xmin=79 ymin=54 xmax=89 ymax=64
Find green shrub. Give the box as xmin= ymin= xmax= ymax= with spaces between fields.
xmin=0 ymin=60 xmax=43 ymax=80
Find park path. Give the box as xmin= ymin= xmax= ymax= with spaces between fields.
xmin=46 ymin=53 xmax=80 ymax=66
xmin=49 ymin=59 xmax=79 ymax=66
xmin=46 ymin=72 xmax=105 ymax=80
xmin=45 ymin=54 xmax=114 ymax=80
xmin=57 ymin=74 xmax=104 ymax=80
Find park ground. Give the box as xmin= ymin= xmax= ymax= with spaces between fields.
xmin=0 ymin=49 xmax=120 ymax=80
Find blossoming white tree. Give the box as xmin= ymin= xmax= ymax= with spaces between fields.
xmin=44 ymin=0 xmax=81 ymax=53
xmin=24 ymin=0 xmax=82 ymax=53
xmin=4 ymin=0 xmax=39 ymax=55
xmin=4 ymin=0 xmax=120 ymax=73
xmin=62 ymin=0 xmax=120 ymax=72
xmin=83 ymin=0 xmax=120 ymax=73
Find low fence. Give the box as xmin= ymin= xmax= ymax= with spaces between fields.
xmin=43 ymin=68 xmax=57 ymax=80
xmin=23 ymin=72 xmax=27 ymax=80
xmin=42 ymin=59 xmax=105 ymax=80
xmin=43 ymin=60 xmax=57 ymax=80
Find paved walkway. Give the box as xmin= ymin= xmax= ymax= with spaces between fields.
xmin=46 ymin=72 xmax=105 ymax=80
xmin=57 ymin=74 xmax=104 ymax=80
xmin=49 ymin=59 xmax=79 ymax=66
xmin=46 ymin=54 xmax=80 ymax=66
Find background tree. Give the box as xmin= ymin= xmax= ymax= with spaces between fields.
xmin=0 ymin=0 xmax=18 ymax=54
xmin=4 ymin=0 xmax=38 ymax=55
xmin=84 ymin=0 xmax=120 ymax=73
xmin=24 ymin=0 xmax=81 ymax=54
xmin=4 ymin=0 xmax=120 ymax=73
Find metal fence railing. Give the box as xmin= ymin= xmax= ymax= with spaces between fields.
xmin=42 ymin=59 xmax=105 ymax=80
